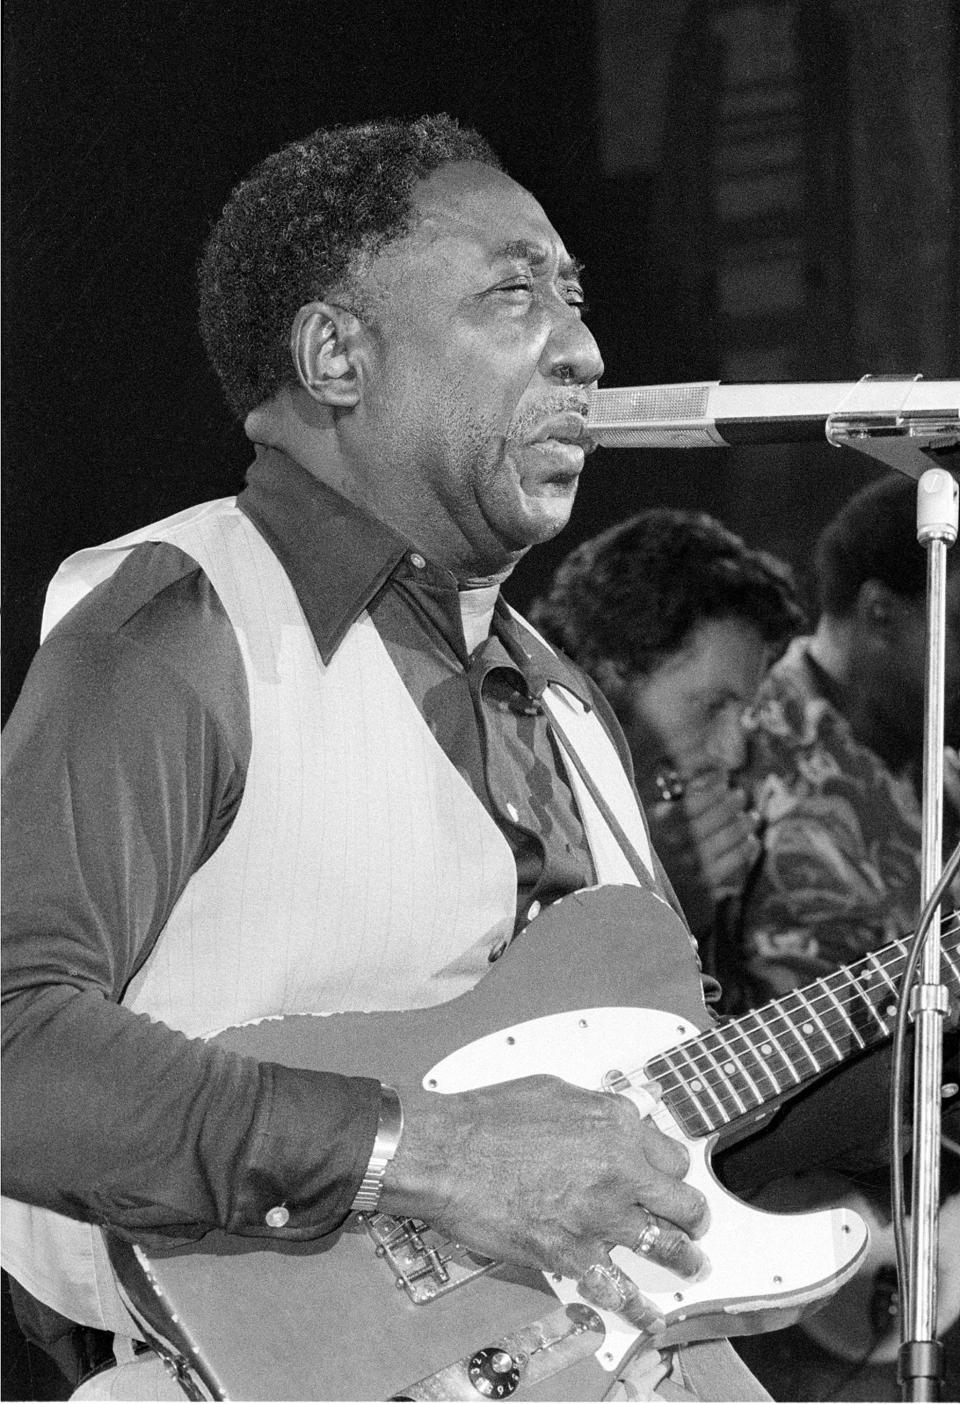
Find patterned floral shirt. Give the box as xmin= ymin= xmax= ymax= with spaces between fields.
xmin=733 ymin=636 xmax=932 ymax=1005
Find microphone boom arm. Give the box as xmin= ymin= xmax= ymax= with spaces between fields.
xmin=586 ymin=373 xmax=960 ymax=479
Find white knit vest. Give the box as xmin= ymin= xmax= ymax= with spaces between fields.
xmin=3 ymin=497 xmax=654 ymax=1331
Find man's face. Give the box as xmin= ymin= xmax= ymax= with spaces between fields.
xmin=875 ymin=571 xmax=960 ymax=754
xmin=618 ymin=616 xmax=773 ymax=792
xmin=350 ymin=161 xmax=604 ymax=577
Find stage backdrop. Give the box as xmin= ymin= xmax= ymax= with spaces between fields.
xmin=3 ymin=0 xmax=957 ymax=720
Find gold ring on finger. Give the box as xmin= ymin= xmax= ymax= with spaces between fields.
xmin=632 ymin=1217 xmax=662 ymax=1256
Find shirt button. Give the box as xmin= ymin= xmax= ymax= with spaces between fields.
xmin=527 ymin=900 xmax=542 ymax=922
xmin=409 ymin=552 xmax=426 ymax=570
xmin=264 ymin=1205 xmax=290 ymax=1228
xmin=506 ymin=802 xmax=520 ymax=823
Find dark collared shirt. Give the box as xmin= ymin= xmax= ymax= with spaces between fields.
xmin=1 ymin=446 xmax=634 ymax=1249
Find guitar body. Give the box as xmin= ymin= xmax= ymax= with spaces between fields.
xmin=111 ymin=887 xmax=870 ymax=1401
xmin=778 ymin=1179 xmax=960 ymax=1366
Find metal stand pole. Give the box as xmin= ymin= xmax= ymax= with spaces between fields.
xmin=898 ymin=467 xmax=957 ymax=1400
xmin=825 ymin=381 xmax=960 ymax=1399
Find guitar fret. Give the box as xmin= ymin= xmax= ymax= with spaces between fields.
xmin=846 ymin=968 xmax=890 ymax=1036
xmin=694 ymin=1032 xmax=749 ymax=1117
xmin=656 ymin=1044 xmax=729 ymax=1128
xmin=817 ymin=978 xmax=866 ymax=1050
xmin=794 ymin=989 xmax=837 ymax=1062
xmin=718 ymin=1024 xmax=782 ymax=1101
xmin=808 ymin=982 xmax=853 ymax=1055
xmin=670 ymin=1044 xmax=734 ymax=1124
xmin=735 ymin=1009 xmax=801 ymax=1093
xmin=705 ymin=1027 xmax=764 ymax=1106
xmin=648 ymin=1066 xmax=709 ymax=1137
xmin=770 ymin=992 xmax=828 ymax=1072
xmin=866 ymin=951 xmax=899 ymax=999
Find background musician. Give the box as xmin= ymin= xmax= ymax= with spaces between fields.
xmin=734 ymin=472 xmax=960 ymax=1002
xmin=529 ymin=508 xmax=804 ymax=950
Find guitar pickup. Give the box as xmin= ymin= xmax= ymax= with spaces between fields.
xmin=359 ymin=1212 xmax=498 ymax=1304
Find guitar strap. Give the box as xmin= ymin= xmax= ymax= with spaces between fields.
xmin=542 ymin=699 xmax=653 ymax=889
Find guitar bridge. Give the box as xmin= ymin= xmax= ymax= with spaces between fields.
xmin=359 ymin=1212 xmax=497 ymax=1304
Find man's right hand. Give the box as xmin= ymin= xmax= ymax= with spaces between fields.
xmin=646 ymin=771 xmax=761 ymax=931
xmin=379 ymin=1074 xmax=709 ymax=1326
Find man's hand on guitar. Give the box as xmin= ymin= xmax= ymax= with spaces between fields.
xmin=379 ymin=1073 xmax=708 ymax=1329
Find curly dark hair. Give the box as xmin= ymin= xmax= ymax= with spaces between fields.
xmin=528 ymin=509 xmax=805 ymax=698
xmin=198 ymin=115 xmax=502 ymax=419
xmin=814 ymin=472 xmax=959 ymax=616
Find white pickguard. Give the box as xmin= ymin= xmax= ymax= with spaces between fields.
xmin=425 ymin=1005 xmax=870 ymax=1373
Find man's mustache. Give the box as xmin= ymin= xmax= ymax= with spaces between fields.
xmin=509 ymin=393 xmax=591 ymax=444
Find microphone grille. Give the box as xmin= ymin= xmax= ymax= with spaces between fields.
xmin=593 ymin=426 xmax=721 ymax=448
xmin=585 ymin=382 xmax=724 ymax=447
xmin=588 ymin=383 xmax=712 ymax=424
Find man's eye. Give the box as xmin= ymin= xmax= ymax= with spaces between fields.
xmin=493 ymin=282 xmax=588 ymax=313
xmin=561 ymin=284 xmax=588 ymax=310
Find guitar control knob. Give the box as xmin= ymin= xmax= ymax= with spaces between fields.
xmin=467 ymin=1346 xmax=521 ymax=1398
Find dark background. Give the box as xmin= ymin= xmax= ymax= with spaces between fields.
xmin=4 ymin=0 xmax=957 ymax=724
xmin=2 ymin=1 xmax=958 ymax=1399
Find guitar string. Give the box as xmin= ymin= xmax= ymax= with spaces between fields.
xmin=611 ymin=918 xmax=960 ymax=1130
xmin=639 ymin=922 xmax=960 ymax=1097
xmin=652 ymin=929 xmax=960 ymax=1131
xmin=655 ymin=941 xmax=950 ymax=1129
xmin=680 ymin=917 xmax=960 ymax=1077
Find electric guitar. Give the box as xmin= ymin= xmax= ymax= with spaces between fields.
xmin=109 ymin=885 xmax=960 ymax=1402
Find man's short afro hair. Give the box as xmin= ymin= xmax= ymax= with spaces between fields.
xmin=198 ymin=114 xmax=502 ymax=420
xmin=529 ymin=508 xmax=805 ymax=690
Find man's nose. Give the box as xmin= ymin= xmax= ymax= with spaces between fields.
xmin=541 ymin=308 xmax=604 ymax=387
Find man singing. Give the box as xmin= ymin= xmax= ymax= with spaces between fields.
xmin=3 ymin=117 xmax=768 ymax=1401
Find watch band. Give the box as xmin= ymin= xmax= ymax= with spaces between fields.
xmin=350 ymin=1084 xmax=404 ymax=1213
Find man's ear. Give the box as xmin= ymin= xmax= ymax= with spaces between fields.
xmin=290 ymin=302 xmax=363 ymax=407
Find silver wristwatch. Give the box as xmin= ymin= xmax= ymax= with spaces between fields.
xmin=350 ymin=1084 xmax=404 ymax=1213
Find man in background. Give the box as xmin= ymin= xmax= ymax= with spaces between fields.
xmin=529 ymin=507 xmax=804 ymax=951
xmin=736 ymin=471 xmax=960 ymax=1003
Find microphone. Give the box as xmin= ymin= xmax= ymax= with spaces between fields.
xmin=585 ymin=376 xmax=960 ymax=459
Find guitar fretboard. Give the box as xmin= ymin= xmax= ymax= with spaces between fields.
xmin=647 ymin=916 xmax=960 ymax=1138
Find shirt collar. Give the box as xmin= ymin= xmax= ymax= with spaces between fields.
xmin=237 ymin=444 xmax=416 ymax=664
xmin=236 ymin=442 xmax=593 ymax=708
xmin=493 ymin=598 xmax=594 ymax=708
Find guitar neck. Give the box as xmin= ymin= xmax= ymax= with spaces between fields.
xmin=647 ymin=914 xmax=960 ymax=1139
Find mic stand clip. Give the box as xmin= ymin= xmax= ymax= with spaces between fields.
xmin=825 ymin=373 xmax=960 ymax=481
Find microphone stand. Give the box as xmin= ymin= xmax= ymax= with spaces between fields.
xmin=827 ymin=391 xmax=958 ymax=1401
xmin=905 ymin=466 xmax=956 ymax=1402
